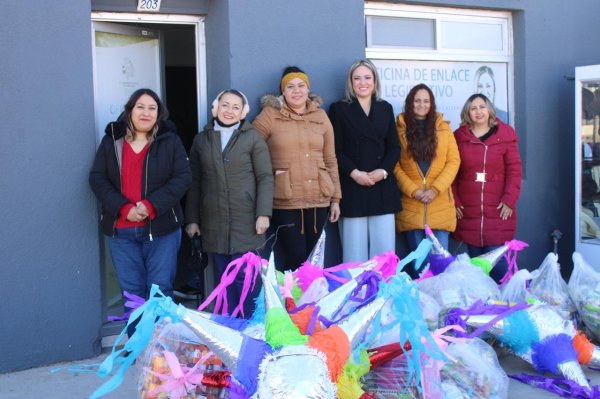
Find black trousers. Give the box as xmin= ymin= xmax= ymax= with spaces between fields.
xmin=270 ymin=207 xmax=329 ymax=271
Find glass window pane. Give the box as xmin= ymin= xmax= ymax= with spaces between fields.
xmin=440 ymin=21 xmax=504 ymax=51
xmin=368 ymin=16 xmax=435 ymax=49
xmin=581 ymin=81 xmax=600 ymax=244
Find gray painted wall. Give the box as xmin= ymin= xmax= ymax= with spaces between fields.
xmin=205 ymin=0 xmax=366 ymax=120
xmin=0 ymin=2 xmax=100 ymax=372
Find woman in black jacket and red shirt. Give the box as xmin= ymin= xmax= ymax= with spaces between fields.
xmin=89 ymin=88 xmax=191 ymax=303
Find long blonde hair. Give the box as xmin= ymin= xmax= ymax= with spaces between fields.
xmin=342 ymin=59 xmax=382 ymax=103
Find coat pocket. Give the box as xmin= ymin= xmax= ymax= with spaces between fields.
xmin=317 ymin=161 xmax=334 ymax=197
xmin=272 ymin=161 xmax=293 ymax=200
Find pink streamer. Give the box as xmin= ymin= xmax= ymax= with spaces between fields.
xmin=414 ymin=268 xmax=434 ymax=282
xmin=281 ymin=272 xmax=294 ymax=299
xmin=419 ymin=325 xmax=467 ymax=399
xmin=148 ymin=350 xmax=212 ymax=399
xmin=371 ymin=251 xmax=401 ymax=280
xmin=197 ymin=252 xmax=264 ymax=318
xmin=499 ymin=239 xmax=529 ymax=288
xmin=294 ymin=252 xmax=398 ymax=291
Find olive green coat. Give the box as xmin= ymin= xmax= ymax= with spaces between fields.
xmin=185 ymin=120 xmax=273 ymax=254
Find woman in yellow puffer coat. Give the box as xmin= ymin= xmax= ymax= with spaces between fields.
xmin=394 ymin=84 xmax=460 ymax=277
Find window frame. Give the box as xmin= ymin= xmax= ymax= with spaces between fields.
xmin=365 ymin=2 xmax=514 ymax=125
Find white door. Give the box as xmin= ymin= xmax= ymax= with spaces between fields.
xmin=92 ymin=21 xmax=163 ymax=142
xmin=575 ymin=64 xmax=600 ymax=269
xmin=91 ymin=21 xmax=163 ymax=319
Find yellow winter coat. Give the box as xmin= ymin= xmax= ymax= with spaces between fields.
xmin=394 ymin=113 xmax=460 ymax=232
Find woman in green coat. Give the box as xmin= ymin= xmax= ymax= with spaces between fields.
xmin=185 ymin=90 xmax=273 ymax=317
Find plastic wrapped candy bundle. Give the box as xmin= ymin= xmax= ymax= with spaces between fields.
xmin=419 ymin=290 xmax=442 ymax=331
xmin=500 ymin=269 xmax=538 ymax=304
xmin=530 ymin=252 xmax=578 ymax=324
xmin=569 ymin=253 xmax=600 ymax=340
xmin=361 ymin=353 xmax=421 ymax=399
xmin=418 ymin=254 xmax=500 ymax=310
xmin=137 ymin=320 xmax=229 ymax=399
xmin=439 ymin=338 xmax=509 ymax=399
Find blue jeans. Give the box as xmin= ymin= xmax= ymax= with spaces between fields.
xmin=109 ymin=226 xmax=181 ymax=300
xmin=467 ymin=245 xmax=507 ymax=284
xmin=404 ymin=229 xmax=449 ymax=279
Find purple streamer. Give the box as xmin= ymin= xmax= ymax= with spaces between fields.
xmin=107 ymin=291 xmax=145 ymax=322
xmin=234 ymin=335 xmax=272 ymax=396
xmin=227 ymin=379 xmax=250 ymax=399
xmin=429 ymin=253 xmax=456 ymax=275
xmin=288 ymin=302 xmax=313 ymax=315
xmin=444 ymin=300 xmax=530 ymax=338
xmin=510 ymin=374 xmax=600 ymax=398
xmin=319 ymin=270 xmax=382 ymax=327
xmin=210 ymin=313 xmax=249 ymax=331
xmin=305 ymin=305 xmax=320 ymax=336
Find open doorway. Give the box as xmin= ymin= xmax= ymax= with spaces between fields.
xmin=91 ymin=13 xmax=206 ymax=339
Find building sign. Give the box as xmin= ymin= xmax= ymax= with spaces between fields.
xmin=137 ymin=0 xmax=162 ymax=12
xmin=373 ymin=60 xmax=509 ymax=129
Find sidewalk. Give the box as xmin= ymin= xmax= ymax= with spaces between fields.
xmin=2 ymin=348 xmax=600 ymax=398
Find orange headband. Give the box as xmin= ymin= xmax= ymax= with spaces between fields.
xmin=280 ymin=72 xmax=310 ymax=93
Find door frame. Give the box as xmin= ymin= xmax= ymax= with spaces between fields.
xmin=575 ymin=64 xmax=600 ymax=267
xmin=91 ymin=12 xmax=208 ymax=130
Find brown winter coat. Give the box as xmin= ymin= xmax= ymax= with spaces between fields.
xmin=253 ymin=95 xmax=342 ymax=210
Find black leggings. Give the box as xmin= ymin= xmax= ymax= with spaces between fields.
xmin=270 ymin=207 xmax=328 ymax=271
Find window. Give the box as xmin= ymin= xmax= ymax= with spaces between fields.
xmin=365 ymin=2 xmax=513 ymax=129
xmin=367 ymin=16 xmax=435 ymax=49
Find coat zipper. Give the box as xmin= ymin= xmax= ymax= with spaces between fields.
xmin=111 ymin=123 xmax=121 ymax=237
xmin=144 ymin=140 xmax=153 ymax=241
xmin=478 ymin=143 xmax=489 ymax=247
xmin=420 ymin=167 xmax=430 ymax=226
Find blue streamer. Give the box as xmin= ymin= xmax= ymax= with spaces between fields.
xmin=397 ymin=239 xmax=432 ymax=274
xmin=210 ymin=312 xmax=249 ymax=331
xmin=532 ymin=334 xmax=578 ymax=374
xmin=359 ymin=273 xmax=447 ymax=391
xmin=248 ymin=287 xmax=266 ymax=326
xmin=498 ymin=309 xmax=539 ymax=354
xmin=90 ymin=285 xmax=183 ymax=398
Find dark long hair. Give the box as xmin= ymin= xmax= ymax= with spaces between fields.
xmin=121 ymin=88 xmax=168 ymax=142
xmin=403 ymin=84 xmax=437 ymax=162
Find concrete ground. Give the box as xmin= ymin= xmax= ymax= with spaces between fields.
xmin=2 ymin=348 xmax=600 ymax=398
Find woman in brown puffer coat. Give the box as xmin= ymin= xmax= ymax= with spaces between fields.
xmin=253 ymin=66 xmax=342 ymax=271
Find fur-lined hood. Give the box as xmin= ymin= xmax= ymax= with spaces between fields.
xmin=260 ymin=94 xmax=323 ymax=112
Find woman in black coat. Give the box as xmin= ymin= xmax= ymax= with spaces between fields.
xmin=329 ymin=59 xmax=402 ymax=262
xmin=89 ymin=88 xmax=191 ymax=305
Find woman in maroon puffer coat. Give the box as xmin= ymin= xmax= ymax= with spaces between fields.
xmin=452 ymin=93 xmax=522 ymax=283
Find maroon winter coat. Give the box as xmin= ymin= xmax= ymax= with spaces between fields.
xmin=451 ymin=119 xmax=522 ymax=247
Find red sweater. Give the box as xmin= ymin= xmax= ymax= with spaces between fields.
xmin=116 ymin=142 xmax=156 ymax=229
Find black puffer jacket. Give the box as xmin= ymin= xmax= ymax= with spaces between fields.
xmin=89 ymin=119 xmax=191 ymax=238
